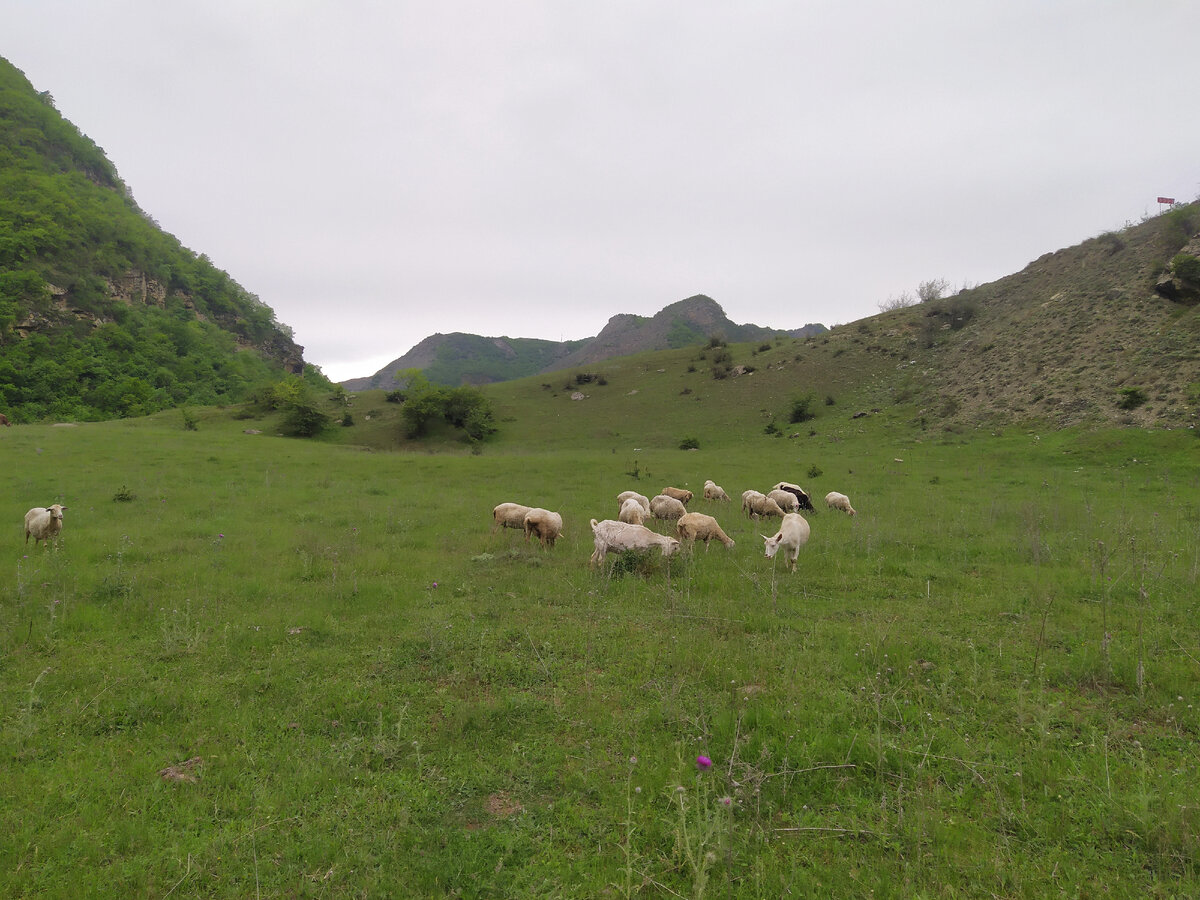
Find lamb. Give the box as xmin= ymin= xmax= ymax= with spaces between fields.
xmin=590 ymin=518 xmax=680 ymax=566
xmin=825 ymin=491 xmax=857 ymax=516
xmin=703 ymin=479 xmax=730 ymax=502
xmin=493 ymin=502 xmax=533 ymax=532
xmin=523 ymin=508 xmax=564 ymax=548
xmin=618 ymin=497 xmax=646 ymax=525
xmin=649 ymin=494 xmax=687 ymax=521
xmin=762 ymin=512 xmax=811 ymax=571
xmin=616 ymin=490 xmax=651 ymax=515
xmin=24 ymin=504 xmax=67 ymax=548
xmin=661 ymin=486 xmax=693 ymax=505
xmin=772 ymin=482 xmax=815 ymax=511
xmin=767 ymin=488 xmax=800 ymax=513
xmin=676 ymin=512 xmax=735 ymax=550
xmin=747 ymin=493 xmax=785 ymax=519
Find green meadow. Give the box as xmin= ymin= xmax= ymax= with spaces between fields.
xmin=2 ymin=383 xmax=1199 ymax=896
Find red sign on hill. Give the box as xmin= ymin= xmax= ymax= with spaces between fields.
xmin=1158 ymin=197 xmax=1175 ymax=205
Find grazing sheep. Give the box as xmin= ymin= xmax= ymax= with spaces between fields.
xmin=741 ymin=489 xmax=765 ymax=517
xmin=523 ymin=508 xmax=564 ymax=547
xmin=772 ymin=482 xmax=815 ymax=511
xmin=703 ymin=479 xmax=730 ymax=502
xmin=762 ymin=512 xmax=811 ymax=571
xmin=767 ymin=489 xmax=800 ymax=513
xmin=618 ymin=497 xmax=646 ymax=525
xmin=825 ymin=491 xmax=857 ymax=516
xmin=616 ymin=490 xmax=651 ymax=515
xmin=649 ymin=494 xmax=687 ymax=521
xmin=0 ymin=412 xmax=10 ymax=426
xmin=661 ymin=486 xmax=693 ymax=505
xmin=24 ymin=504 xmax=67 ymax=548
xmin=747 ymin=493 xmax=785 ymax=519
xmin=676 ymin=512 xmax=735 ymax=550
xmin=493 ymin=502 xmax=533 ymax=532
xmin=590 ymin=518 xmax=680 ymax=566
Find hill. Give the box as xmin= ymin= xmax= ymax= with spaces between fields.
xmin=341 ymin=294 xmax=827 ymax=390
xmin=0 ymin=56 xmax=314 ymax=422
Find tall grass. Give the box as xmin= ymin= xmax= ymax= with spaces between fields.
xmin=1 ymin=417 xmax=1198 ymax=896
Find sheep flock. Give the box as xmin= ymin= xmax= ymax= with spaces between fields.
xmin=492 ymin=481 xmax=856 ymax=573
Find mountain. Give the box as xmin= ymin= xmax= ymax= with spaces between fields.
xmin=342 ymin=294 xmax=827 ymax=390
xmin=0 ymin=57 xmax=312 ymax=422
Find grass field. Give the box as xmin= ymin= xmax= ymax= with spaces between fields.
xmin=2 ymin=406 xmax=1199 ymax=897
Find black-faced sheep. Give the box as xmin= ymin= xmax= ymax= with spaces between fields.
xmin=762 ymin=512 xmax=811 ymax=571
xmin=661 ymin=486 xmax=693 ymax=505
xmin=703 ymin=480 xmax=730 ymax=502
xmin=523 ymin=508 xmax=564 ymax=547
xmin=618 ymin=497 xmax=646 ymax=525
xmin=590 ymin=518 xmax=680 ymax=566
xmin=825 ymin=491 xmax=857 ymax=516
xmin=25 ymin=504 xmax=67 ymax=548
xmin=650 ymin=494 xmax=687 ymax=521
xmin=772 ymin=482 xmax=815 ymax=511
xmin=676 ymin=512 xmax=735 ymax=549
xmin=493 ymin=502 xmax=533 ymax=532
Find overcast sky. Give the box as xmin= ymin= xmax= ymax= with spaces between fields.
xmin=6 ymin=2 xmax=1199 ymax=381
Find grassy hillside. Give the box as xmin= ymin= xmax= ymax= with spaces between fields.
xmin=0 ymin=56 xmax=313 ymax=422
xmin=2 ymin=403 xmax=1198 ymax=896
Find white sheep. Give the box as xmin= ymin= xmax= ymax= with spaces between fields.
xmin=618 ymin=497 xmax=646 ymax=525
xmin=523 ymin=508 xmax=564 ymax=548
xmin=825 ymin=491 xmax=857 ymax=516
xmin=590 ymin=518 xmax=680 ymax=566
xmin=676 ymin=512 xmax=735 ymax=550
xmin=616 ymin=490 xmax=651 ymax=515
xmin=741 ymin=489 xmax=765 ymax=517
xmin=661 ymin=486 xmax=693 ymax=505
xmin=747 ymin=493 xmax=785 ymax=519
xmin=767 ymin=488 xmax=800 ymax=513
xmin=649 ymin=494 xmax=687 ymax=521
xmin=25 ymin=504 xmax=67 ymax=548
xmin=772 ymin=482 xmax=815 ymax=511
xmin=703 ymin=480 xmax=730 ymax=502
xmin=762 ymin=512 xmax=811 ymax=571
xmin=493 ymin=502 xmax=533 ymax=532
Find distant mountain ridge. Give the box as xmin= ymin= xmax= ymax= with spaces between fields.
xmin=341 ymin=294 xmax=827 ymax=389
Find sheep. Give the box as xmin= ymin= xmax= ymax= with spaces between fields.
xmin=661 ymin=486 xmax=693 ymax=505
xmin=676 ymin=512 xmax=735 ymax=550
xmin=747 ymin=493 xmax=785 ymax=519
xmin=767 ymin=489 xmax=800 ymax=513
xmin=25 ymin=504 xmax=67 ymax=548
xmin=590 ymin=518 xmax=679 ymax=566
xmin=618 ymin=497 xmax=646 ymax=525
xmin=762 ymin=512 xmax=811 ymax=571
xmin=741 ymin=489 xmax=765 ymax=517
xmin=523 ymin=508 xmax=564 ymax=548
xmin=616 ymin=490 xmax=651 ymax=515
xmin=772 ymin=481 xmax=815 ymax=511
xmin=0 ymin=412 xmax=10 ymax=426
xmin=825 ymin=491 xmax=857 ymax=516
xmin=703 ymin=479 xmax=730 ymax=502
xmin=649 ymin=494 xmax=687 ymax=521
xmin=493 ymin=502 xmax=533 ymax=532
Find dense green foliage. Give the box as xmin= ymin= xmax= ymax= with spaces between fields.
xmin=0 ymin=56 xmax=310 ymax=422
xmin=395 ymin=370 xmax=497 ymax=442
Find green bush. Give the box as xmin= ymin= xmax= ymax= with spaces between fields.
xmin=281 ymin=398 xmax=330 ymax=437
xmin=1116 ymin=387 xmax=1148 ymax=410
xmin=788 ymin=393 xmax=816 ymax=424
xmin=1172 ymin=253 xmax=1200 ymax=284
xmin=678 ymin=436 xmax=700 ymax=450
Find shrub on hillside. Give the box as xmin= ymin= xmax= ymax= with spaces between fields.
xmin=679 ymin=436 xmax=700 ymax=450
xmin=1116 ymin=387 xmax=1148 ymax=411
xmin=1172 ymin=253 xmax=1200 ymax=284
xmin=789 ymin=393 xmax=817 ymax=424
xmin=281 ymin=398 xmax=330 ymax=437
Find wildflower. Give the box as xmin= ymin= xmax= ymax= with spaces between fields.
xmin=629 ymin=756 xmax=637 ymax=765
xmin=217 ymin=533 xmax=224 ymax=538
xmin=432 ymin=582 xmax=438 ymax=588
xmin=719 ymin=796 xmax=732 ymax=807
xmin=696 ymin=755 xmax=713 ymax=770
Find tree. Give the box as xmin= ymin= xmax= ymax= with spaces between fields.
xmin=917 ymin=278 xmax=951 ymax=303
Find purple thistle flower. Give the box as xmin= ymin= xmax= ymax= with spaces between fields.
xmin=696 ymin=755 xmax=713 ymax=770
